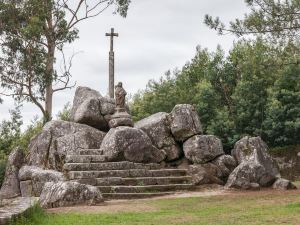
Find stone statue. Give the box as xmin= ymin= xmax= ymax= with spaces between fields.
xmin=109 ymin=82 xmax=133 ymax=128
xmin=115 ymin=82 xmax=126 ymax=109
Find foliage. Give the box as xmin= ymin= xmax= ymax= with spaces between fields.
xmin=130 ymin=39 xmax=300 ymax=150
xmin=204 ymin=0 xmax=300 ymax=40
xmin=0 ymin=105 xmax=23 ymax=159
xmin=9 ymin=190 xmax=300 ymax=225
xmin=0 ymin=0 xmax=131 ymax=122
xmin=56 ymin=102 xmax=71 ymax=121
xmin=18 ymin=118 xmax=43 ymax=152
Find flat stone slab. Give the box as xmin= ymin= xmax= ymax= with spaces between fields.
xmin=64 ymin=161 xmax=163 ymax=171
xmin=79 ymin=149 xmax=104 ymax=155
xmin=75 ymin=176 xmax=192 ymax=186
xmin=65 ymin=155 xmax=108 ymax=163
xmin=68 ymin=169 xmax=189 ymax=179
xmin=0 ymin=197 xmax=38 ymax=225
xmin=102 ymin=192 xmax=175 ymax=200
xmin=97 ymin=184 xmax=195 ymax=193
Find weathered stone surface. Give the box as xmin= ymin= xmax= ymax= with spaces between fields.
xmin=99 ymin=97 xmax=115 ymax=115
xmin=0 ymin=147 xmax=24 ymax=199
xmin=28 ymin=121 xmax=106 ymax=170
xmin=212 ymin=155 xmax=237 ymax=180
xmin=0 ymin=197 xmax=38 ymax=225
xmin=135 ymin=112 xmax=172 ymax=149
xmin=135 ymin=112 xmax=182 ymax=161
xmin=20 ymin=180 xmax=33 ymax=197
xmin=100 ymin=127 xmax=166 ymax=163
xmin=183 ymin=135 xmax=224 ymax=164
xmin=188 ymin=163 xmax=224 ymax=186
xmin=109 ymin=117 xmax=133 ymax=128
xmin=272 ymin=178 xmax=297 ymax=190
xmin=19 ymin=166 xmax=65 ymax=197
xmin=232 ymin=136 xmax=280 ymax=177
xmin=225 ymin=162 xmax=276 ymax=190
xmin=39 ymin=181 xmax=103 ymax=208
xmin=163 ymin=144 xmax=183 ymax=162
xmin=170 ymin=104 xmax=203 ymax=142
xmin=72 ymin=97 xmax=108 ymax=130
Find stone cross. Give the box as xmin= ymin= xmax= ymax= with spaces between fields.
xmin=106 ymin=28 xmax=119 ymax=98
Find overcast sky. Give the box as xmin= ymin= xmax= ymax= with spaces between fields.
xmin=0 ymin=0 xmax=248 ymax=127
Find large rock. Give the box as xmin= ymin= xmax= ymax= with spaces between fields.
xmin=135 ymin=112 xmax=182 ymax=161
xmin=225 ymin=161 xmax=276 ymax=190
xmin=183 ymin=135 xmax=224 ymax=164
xmin=70 ymin=87 xmax=108 ymax=130
xmin=28 ymin=120 xmax=106 ymax=171
xmin=226 ymin=137 xmax=281 ymax=189
xmin=19 ymin=166 xmax=65 ymax=197
xmin=272 ymin=178 xmax=297 ymax=190
xmin=39 ymin=181 xmax=103 ymax=208
xmin=188 ymin=163 xmax=224 ymax=185
xmin=170 ymin=104 xmax=203 ymax=142
xmin=100 ymin=127 xmax=166 ymax=163
xmin=232 ymin=136 xmax=280 ymax=178
xmin=0 ymin=147 xmax=24 ymax=199
xmin=212 ymin=155 xmax=237 ymax=181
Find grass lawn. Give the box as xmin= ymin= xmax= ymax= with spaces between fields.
xmin=10 ymin=185 xmax=300 ymax=225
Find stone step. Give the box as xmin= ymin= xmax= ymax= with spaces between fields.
xmin=74 ymin=176 xmax=192 ymax=186
xmin=79 ymin=149 xmax=103 ymax=155
xmin=97 ymin=184 xmax=194 ymax=193
xmin=102 ymin=192 xmax=175 ymax=200
xmin=64 ymin=161 xmax=162 ymax=171
xmin=68 ymin=169 xmax=188 ymax=180
xmin=66 ymin=155 xmax=108 ymax=163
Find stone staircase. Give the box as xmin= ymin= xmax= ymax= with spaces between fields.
xmin=63 ymin=149 xmax=195 ymax=200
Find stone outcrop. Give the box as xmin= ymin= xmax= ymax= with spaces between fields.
xmin=18 ymin=166 xmax=65 ymax=197
xmin=183 ymin=135 xmax=224 ymax=164
xmin=170 ymin=104 xmax=202 ymax=142
xmin=28 ymin=120 xmax=106 ymax=171
xmin=100 ymin=127 xmax=166 ymax=163
xmin=0 ymin=147 xmax=24 ymax=199
xmin=226 ymin=136 xmax=281 ymax=189
xmin=135 ymin=112 xmax=182 ymax=161
xmin=39 ymin=181 xmax=103 ymax=209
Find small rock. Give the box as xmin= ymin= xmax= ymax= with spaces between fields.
xmin=170 ymin=104 xmax=203 ymax=142
xmin=39 ymin=181 xmax=103 ymax=208
xmin=183 ymin=135 xmax=224 ymax=164
xmin=272 ymin=178 xmax=297 ymax=190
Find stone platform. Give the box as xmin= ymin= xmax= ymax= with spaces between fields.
xmin=64 ymin=149 xmax=195 ymax=200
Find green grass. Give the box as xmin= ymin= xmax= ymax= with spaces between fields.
xmin=10 ymin=188 xmax=300 ymax=225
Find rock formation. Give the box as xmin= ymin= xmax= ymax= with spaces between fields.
xmin=0 ymin=86 xmax=296 ymax=209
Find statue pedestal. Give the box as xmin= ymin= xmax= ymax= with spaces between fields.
xmin=109 ymin=107 xmax=134 ymax=128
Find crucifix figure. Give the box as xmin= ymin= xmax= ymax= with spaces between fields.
xmin=106 ymin=28 xmax=119 ymax=98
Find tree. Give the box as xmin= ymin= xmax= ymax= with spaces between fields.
xmin=205 ymin=0 xmax=300 ymax=39
xmin=0 ymin=0 xmax=130 ymax=122
xmin=205 ymin=0 xmax=300 ymax=64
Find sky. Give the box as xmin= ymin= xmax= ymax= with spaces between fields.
xmin=0 ymin=0 xmax=248 ymax=127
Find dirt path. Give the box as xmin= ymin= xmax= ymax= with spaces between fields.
xmin=47 ymin=187 xmax=300 ymax=214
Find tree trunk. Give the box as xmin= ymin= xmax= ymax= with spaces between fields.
xmin=44 ymin=43 xmax=55 ymax=122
